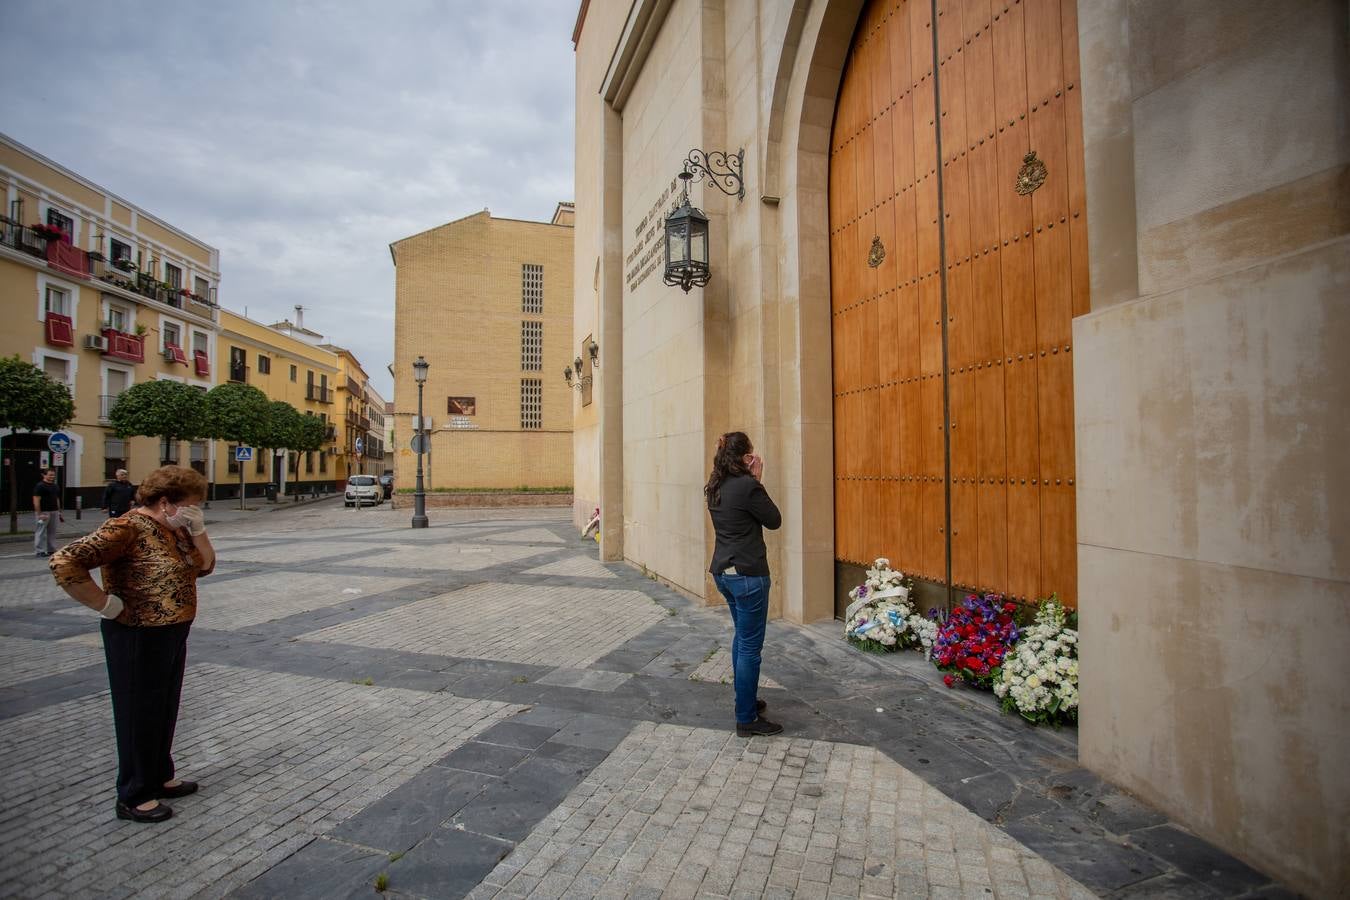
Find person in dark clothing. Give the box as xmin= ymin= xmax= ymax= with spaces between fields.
xmin=102 ymin=469 xmax=137 ymax=517
xmin=706 ymin=431 xmax=783 ymax=737
xmin=32 ymin=468 xmax=62 ymax=557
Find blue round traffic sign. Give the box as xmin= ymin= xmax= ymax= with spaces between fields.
xmin=47 ymin=432 xmax=72 ymax=453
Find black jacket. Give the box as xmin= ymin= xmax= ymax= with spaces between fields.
xmin=103 ymin=480 xmax=137 ymax=514
xmin=708 ymin=474 xmax=782 ymax=577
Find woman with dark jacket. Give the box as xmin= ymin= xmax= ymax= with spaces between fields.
xmin=706 ymin=431 xmax=783 ymax=737
xmin=49 ymin=465 xmax=215 ymax=823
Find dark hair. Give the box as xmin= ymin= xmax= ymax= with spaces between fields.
xmin=704 ymin=431 xmax=753 ymax=507
xmin=135 ymin=465 xmax=208 ymax=507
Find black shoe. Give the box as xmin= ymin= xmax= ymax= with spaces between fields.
xmin=35 ymin=551 xmax=47 ymax=558
xmin=116 ymin=801 xmax=173 ymax=823
xmin=158 ymin=780 xmax=198 ymax=799
xmin=756 ymin=699 xmax=767 ymax=713
xmin=736 ymin=717 xmax=784 ymax=738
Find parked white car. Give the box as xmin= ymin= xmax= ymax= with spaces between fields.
xmin=344 ymin=475 xmax=382 ymax=507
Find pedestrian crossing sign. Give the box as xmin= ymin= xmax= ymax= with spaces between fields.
xmin=235 ymin=447 xmax=254 ymax=462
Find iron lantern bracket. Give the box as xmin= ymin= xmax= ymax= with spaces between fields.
xmin=680 ymin=148 xmax=745 ymax=201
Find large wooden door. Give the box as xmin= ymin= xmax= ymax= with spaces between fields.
xmin=830 ymin=0 xmax=1087 ymax=606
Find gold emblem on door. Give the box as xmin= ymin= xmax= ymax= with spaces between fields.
xmin=1015 ymin=151 xmax=1048 ymax=195
xmin=867 ymin=235 xmax=886 ymax=268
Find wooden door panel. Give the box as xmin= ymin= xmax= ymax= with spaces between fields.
xmin=952 ymin=481 xmax=978 ymax=589
xmin=832 ymin=0 xmax=1085 ymax=604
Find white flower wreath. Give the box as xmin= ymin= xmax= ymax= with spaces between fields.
xmin=843 ymin=558 xmax=937 ymax=655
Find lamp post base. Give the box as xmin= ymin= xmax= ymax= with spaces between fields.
xmin=411 ymin=515 xmax=429 ymax=528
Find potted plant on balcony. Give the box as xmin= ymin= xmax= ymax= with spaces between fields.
xmin=113 ymin=257 xmax=137 ymax=273
xmin=31 ymin=223 xmax=68 ymax=242
xmin=134 ymin=324 xmax=147 ymax=336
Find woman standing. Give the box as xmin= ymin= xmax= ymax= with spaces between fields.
xmin=49 ymin=465 xmax=215 ymax=823
xmin=706 ymin=432 xmax=783 ymax=737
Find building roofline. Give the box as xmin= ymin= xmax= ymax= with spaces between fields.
xmin=572 ymin=0 xmax=591 ymax=47
xmin=0 ymin=130 xmax=219 ymax=255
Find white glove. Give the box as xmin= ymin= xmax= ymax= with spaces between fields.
xmin=178 ymin=505 xmax=207 ymax=536
xmin=100 ymin=595 xmax=124 ymax=619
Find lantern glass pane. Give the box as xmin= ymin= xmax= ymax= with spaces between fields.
xmin=666 ymin=223 xmax=688 ymax=264
xmin=692 ymin=225 xmax=708 ymax=265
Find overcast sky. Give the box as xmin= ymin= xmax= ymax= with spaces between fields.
xmin=0 ymin=0 xmax=578 ymax=400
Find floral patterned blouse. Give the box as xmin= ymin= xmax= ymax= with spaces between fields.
xmin=49 ymin=512 xmax=213 ymax=626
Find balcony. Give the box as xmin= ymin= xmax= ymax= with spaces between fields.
xmin=86 ymin=258 xmax=219 ymax=322
xmin=193 ymin=350 xmax=210 ymax=377
xmin=356 ymin=414 xmax=371 ymax=432
xmin=163 ymin=343 xmax=188 ymax=366
xmin=102 ymin=328 xmax=145 ymax=363
xmin=306 ymin=384 xmax=334 ymax=404
xmin=0 ymin=222 xmax=92 ymax=279
xmin=100 ymin=394 xmax=121 ymax=421
xmin=44 ymin=312 xmax=74 ymax=347
xmin=346 ymin=376 xmax=361 ymax=395
xmin=229 ymin=364 xmax=249 ymax=383
xmin=324 ymin=425 xmax=337 ymax=441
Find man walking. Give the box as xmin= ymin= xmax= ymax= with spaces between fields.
xmin=102 ymin=469 xmax=136 ymax=518
xmin=32 ymin=468 xmax=62 ymax=557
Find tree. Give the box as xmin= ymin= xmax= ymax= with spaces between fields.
xmin=108 ymin=379 xmax=207 ymax=464
xmin=0 ymin=356 xmax=74 ymax=532
xmin=0 ymin=355 xmax=75 ymax=433
xmin=293 ymin=413 xmax=325 ymax=453
xmin=204 ymin=383 xmax=270 ymax=447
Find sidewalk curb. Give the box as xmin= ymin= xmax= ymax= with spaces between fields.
xmin=0 ymin=494 xmax=342 ymax=543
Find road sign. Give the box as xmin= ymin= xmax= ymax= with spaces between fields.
xmin=40 ymin=451 xmax=50 ymax=468
xmin=410 ymin=433 xmax=430 ymax=454
xmin=235 ymin=446 xmax=254 ymax=462
xmin=47 ymin=432 xmax=71 ymax=453
xmin=52 ymin=452 xmax=65 ymax=466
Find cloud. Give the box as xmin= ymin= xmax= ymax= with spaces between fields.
xmin=0 ymin=0 xmax=578 ymax=399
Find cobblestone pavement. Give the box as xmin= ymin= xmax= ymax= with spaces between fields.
xmin=0 ymin=501 xmax=1290 ymax=899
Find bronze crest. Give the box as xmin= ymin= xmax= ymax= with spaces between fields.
xmin=867 ymin=235 xmax=886 ymax=268
xmin=1015 ymin=151 xmax=1048 ymax=195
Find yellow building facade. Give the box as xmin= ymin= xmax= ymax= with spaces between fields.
xmin=391 ymin=208 xmax=573 ymax=491
xmin=212 ymin=310 xmax=341 ymax=498
xmin=322 ymin=345 xmax=383 ymax=480
xmin=1 ymin=132 xmax=221 ymax=511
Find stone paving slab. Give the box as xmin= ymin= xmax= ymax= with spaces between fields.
xmin=688 ymin=646 xmax=784 ymax=688
xmin=369 ymin=543 xmax=549 ymax=572
xmin=298 ymin=583 xmax=670 ymax=668
xmin=210 ymin=540 xmax=390 ymax=564
xmin=471 ymin=721 xmax=1098 ymax=900
xmin=0 ymin=662 xmax=520 ymax=899
xmin=0 ymin=633 xmax=104 ymax=685
xmin=521 ymin=554 xmax=618 ymax=579
xmin=480 ymin=528 xmax=566 ymax=545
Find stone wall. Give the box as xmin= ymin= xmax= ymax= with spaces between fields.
xmin=1074 ymin=0 xmax=1350 ymax=894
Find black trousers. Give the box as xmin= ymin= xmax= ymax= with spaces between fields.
xmin=100 ymin=619 xmax=191 ymax=806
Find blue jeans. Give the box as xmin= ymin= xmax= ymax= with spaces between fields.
xmin=713 ymin=574 xmax=771 ymax=724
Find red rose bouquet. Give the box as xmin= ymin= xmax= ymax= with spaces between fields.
xmin=930 ymin=593 xmax=1020 ymax=689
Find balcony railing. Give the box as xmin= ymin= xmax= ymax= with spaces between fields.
xmin=346 ymin=376 xmax=361 ymax=395
xmin=324 ymin=425 xmax=337 ymax=441
xmin=100 ymin=394 xmax=121 ymax=421
xmin=356 ymin=414 xmax=371 ymax=432
xmin=229 ymin=364 xmax=249 ymax=383
xmin=306 ymin=384 xmax=334 ymax=403
xmin=102 ymin=328 xmax=145 ymax=362
xmin=85 ymin=258 xmax=219 ymax=321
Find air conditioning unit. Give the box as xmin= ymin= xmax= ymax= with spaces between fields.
xmin=83 ymin=334 xmax=108 ymax=352
xmin=162 ymin=348 xmax=177 ymax=362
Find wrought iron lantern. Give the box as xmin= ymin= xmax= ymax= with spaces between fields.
xmin=663 ymin=194 xmax=710 ymax=293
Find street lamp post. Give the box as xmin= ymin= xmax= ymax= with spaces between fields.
xmin=411 ymin=355 xmax=429 ymax=528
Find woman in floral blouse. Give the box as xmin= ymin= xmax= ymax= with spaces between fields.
xmin=50 ymin=465 xmax=215 ymax=823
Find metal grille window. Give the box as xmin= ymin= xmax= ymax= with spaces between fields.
xmin=520 ymin=378 xmax=542 ymax=430
xmin=522 ymin=264 xmax=543 ymax=314
xmin=521 ymin=320 xmax=543 ymax=371
xmin=104 ymin=438 xmax=127 ymax=480
xmin=190 ymin=440 xmax=208 ymax=475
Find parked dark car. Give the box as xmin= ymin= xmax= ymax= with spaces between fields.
xmin=379 ymin=473 xmax=394 ymax=499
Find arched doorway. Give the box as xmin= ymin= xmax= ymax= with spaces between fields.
xmin=829 ymin=0 xmax=1088 ymax=612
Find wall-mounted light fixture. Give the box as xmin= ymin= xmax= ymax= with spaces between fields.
xmin=587 ymin=339 xmax=599 ymax=368
xmin=563 ymin=361 xmax=592 ymax=391
xmin=664 ymin=149 xmax=744 ymax=293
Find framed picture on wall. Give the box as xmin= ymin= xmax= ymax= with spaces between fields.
xmin=447 ymin=396 xmax=476 ymax=416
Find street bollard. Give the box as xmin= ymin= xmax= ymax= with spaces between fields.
xmin=75 ymin=495 xmax=82 ymax=520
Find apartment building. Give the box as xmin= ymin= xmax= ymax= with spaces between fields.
xmin=390 ymin=206 xmax=573 ymax=490
xmin=213 ymin=309 xmax=341 ymax=498
xmin=0 ymin=133 xmax=221 ymax=510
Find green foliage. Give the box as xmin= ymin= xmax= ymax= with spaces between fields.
xmin=257 ymin=401 xmax=301 ymax=450
xmin=108 ymin=379 xmax=206 ymax=442
xmin=204 ymin=383 xmax=271 ymax=445
xmin=374 ymin=872 xmax=389 ymax=892
xmin=292 ymin=412 xmax=325 ymax=453
xmin=0 ymin=356 xmax=74 ymax=433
